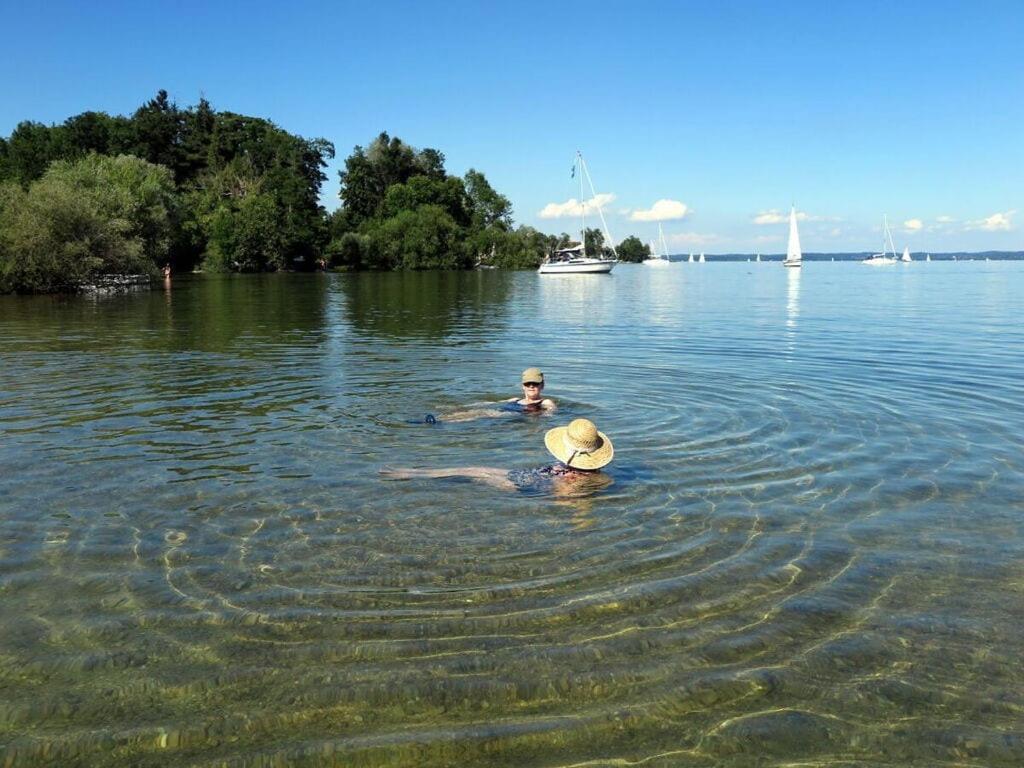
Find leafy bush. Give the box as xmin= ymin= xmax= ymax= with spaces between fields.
xmin=0 ymin=154 xmax=175 ymax=293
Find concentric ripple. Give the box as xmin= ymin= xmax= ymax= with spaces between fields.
xmin=1 ymin=265 xmax=1023 ymax=767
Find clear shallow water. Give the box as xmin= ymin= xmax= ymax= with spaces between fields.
xmin=1 ymin=263 xmax=1023 ymax=767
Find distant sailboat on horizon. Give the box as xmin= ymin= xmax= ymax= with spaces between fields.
xmin=901 ymin=245 xmax=912 ymax=263
xmin=699 ymin=252 xmax=706 ymax=263
xmin=863 ymin=215 xmax=899 ymax=266
xmin=783 ymin=206 xmax=802 ymax=268
xmin=643 ymin=224 xmax=671 ymax=266
xmin=926 ymin=254 xmax=932 ymax=262
xmin=688 ymin=252 xmax=694 ymax=263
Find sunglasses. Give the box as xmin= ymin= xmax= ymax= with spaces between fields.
xmin=523 ymin=381 xmax=542 ymax=387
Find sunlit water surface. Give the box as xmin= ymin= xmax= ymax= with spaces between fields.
xmin=1 ymin=263 xmax=1023 ymax=767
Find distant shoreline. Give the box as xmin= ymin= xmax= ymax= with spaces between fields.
xmin=660 ymin=251 xmax=1024 ymax=262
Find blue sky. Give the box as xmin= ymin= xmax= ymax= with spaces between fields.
xmin=2 ymin=0 xmax=1021 ymax=252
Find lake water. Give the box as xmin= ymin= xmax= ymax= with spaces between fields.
xmin=1 ymin=262 xmax=1023 ymax=767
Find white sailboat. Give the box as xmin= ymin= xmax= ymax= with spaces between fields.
xmin=926 ymin=254 xmax=931 ymax=262
xmin=783 ymin=206 xmax=802 ymax=268
xmin=699 ymin=252 xmax=706 ymax=263
xmin=863 ymin=215 xmax=899 ymax=266
xmin=539 ymin=151 xmax=617 ymax=274
xmin=901 ymin=245 xmax=912 ymax=263
xmin=756 ymin=253 xmax=761 ymax=263
xmin=687 ymin=252 xmax=694 ymax=263
xmin=643 ymin=224 xmax=671 ymax=266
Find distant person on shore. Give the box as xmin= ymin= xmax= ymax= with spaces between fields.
xmin=383 ymin=418 xmax=613 ymax=496
xmin=162 ymin=263 xmax=172 ymax=278
xmin=432 ymin=367 xmax=556 ymax=423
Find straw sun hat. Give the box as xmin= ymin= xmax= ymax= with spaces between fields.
xmin=544 ymin=418 xmax=614 ymax=470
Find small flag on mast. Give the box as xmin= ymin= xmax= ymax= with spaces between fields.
xmin=570 ymin=163 xmax=575 ymax=179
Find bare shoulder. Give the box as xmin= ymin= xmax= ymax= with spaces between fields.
xmin=542 ymin=399 xmax=556 ymax=409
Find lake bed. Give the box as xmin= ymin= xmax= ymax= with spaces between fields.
xmin=1 ymin=262 xmax=1022 ymax=766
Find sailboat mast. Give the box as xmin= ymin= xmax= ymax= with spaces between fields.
xmin=578 ymin=151 xmax=585 ymax=254
xmin=578 ymin=152 xmax=618 ymax=259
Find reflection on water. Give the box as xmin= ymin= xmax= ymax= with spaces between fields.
xmin=786 ymin=265 xmax=801 ymax=329
xmin=338 ymin=270 xmax=514 ymax=340
xmin=1 ymin=263 xmax=1024 ymax=766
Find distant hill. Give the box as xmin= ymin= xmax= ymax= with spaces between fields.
xmin=665 ymin=252 xmax=1024 ymax=262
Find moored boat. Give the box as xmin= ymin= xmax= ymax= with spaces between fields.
xmin=863 ymin=215 xmax=899 ymax=266
xmin=539 ymin=150 xmax=618 ymax=275
xmin=539 ymin=245 xmax=615 ymax=274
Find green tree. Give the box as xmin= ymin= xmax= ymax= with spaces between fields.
xmin=0 ymin=121 xmax=68 ymax=184
xmin=203 ymin=192 xmax=286 ymax=272
xmin=366 ymin=205 xmax=468 ymax=270
xmin=129 ymin=90 xmax=185 ymax=180
xmin=464 ymin=169 xmax=512 ymax=230
xmin=337 ymin=132 xmax=447 ymax=225
xmin=617 ymin=235 xmax=650 ymax=263
xmin=380 ymin=175 xmax=471 ymax=226
xmin=482 ymin=226 xmax=552 ymax=270
xmin=584 ymin=227 xmax=605 ymax=257
xmin=0 ymin=154 xmax=175 ymax=293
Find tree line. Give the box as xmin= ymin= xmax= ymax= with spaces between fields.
xmin=0 ymin=92 xmax=652 ymax=293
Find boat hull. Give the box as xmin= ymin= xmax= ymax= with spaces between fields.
xmin=642 ymin=258 xmax=671 ymax=266
xmin=862 ymin=257 xmax=898 ymax=266
xmin=783 ymin=260 xmax=802 ymax=268
xmin=538 ymin=260 xmax=616 ymax=274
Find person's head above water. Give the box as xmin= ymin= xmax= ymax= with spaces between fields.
xmin=544 ymin=418 xmax=614 ymax=471
xmin=519 ymin=367 xmax=551 ymax=405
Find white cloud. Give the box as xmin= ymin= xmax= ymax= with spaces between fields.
xmin=629 ymin=199 xmax=691 ymax=222
xmin=753 ymin=234 xmax=782 ymax=244
xmin=753 ymin=209 xmax=823 ymax=225
xmin=829 ymin=227 xmax=842 ymax=237
xmin=753 ymin=209 xmax=787 ymax=225
xmin=904 ymin=218 xmax=923 ymax=232
xmin=935 ymin=215 xmax=956 ymax=223
xmin=669 ymin=232 xmax=717 ymax=246
xmin=538 ymin=193 xmax=617 ymax=219
xmin=966 ymin=210 xmax=1015 ymax=231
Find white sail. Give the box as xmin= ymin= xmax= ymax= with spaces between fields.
xmin=699 ymin=252 xmax=706 ymax=263
xmin=643 ymin=225 xmax=671 ymax=265
xmin=926 ymin=254 xmax=931 ymax=261
xmin=901 ymin=245 xmax=912 ymax=263
xmin=784 ymin=206 xmax=802 ymax=267
xmin=688 ymin=253 xmax=694 ymax=263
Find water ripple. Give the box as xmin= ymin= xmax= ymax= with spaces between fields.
xmin=1 ymin=266 xmax=1023 ymax=766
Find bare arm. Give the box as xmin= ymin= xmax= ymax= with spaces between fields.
xmin=436 ymin=408 xmax=512 ymax=423
xmin=380 ymin=466 xmax=515 ymax=490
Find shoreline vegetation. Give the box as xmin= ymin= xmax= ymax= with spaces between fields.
xmin=0 ymin=91 xmax=657 ymax=295
xmin=1 ymin=92 xmax=1019 ymax=295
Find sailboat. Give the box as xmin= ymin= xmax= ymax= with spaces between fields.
xmin=901 ymin=246 xmax=912 ymax=263
xmin=539 ymin=151 xmax=617 ymax=274
xmin=643 ymin=224 xmax=671 ymax=266
xmin=699 ymin=252 xmax=706 ymax=263
xmin=783 ymin=206 xmax=802 ymax=268
xmin=862 ymin=215 xmax=899 ymax=266
xmin=687 ymin=253 xmax=694 ymax=263
xmin=755 ymin=253 xmax=761 ymax=263
xmin=926 ymin=254 xmax=931 ymax=262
